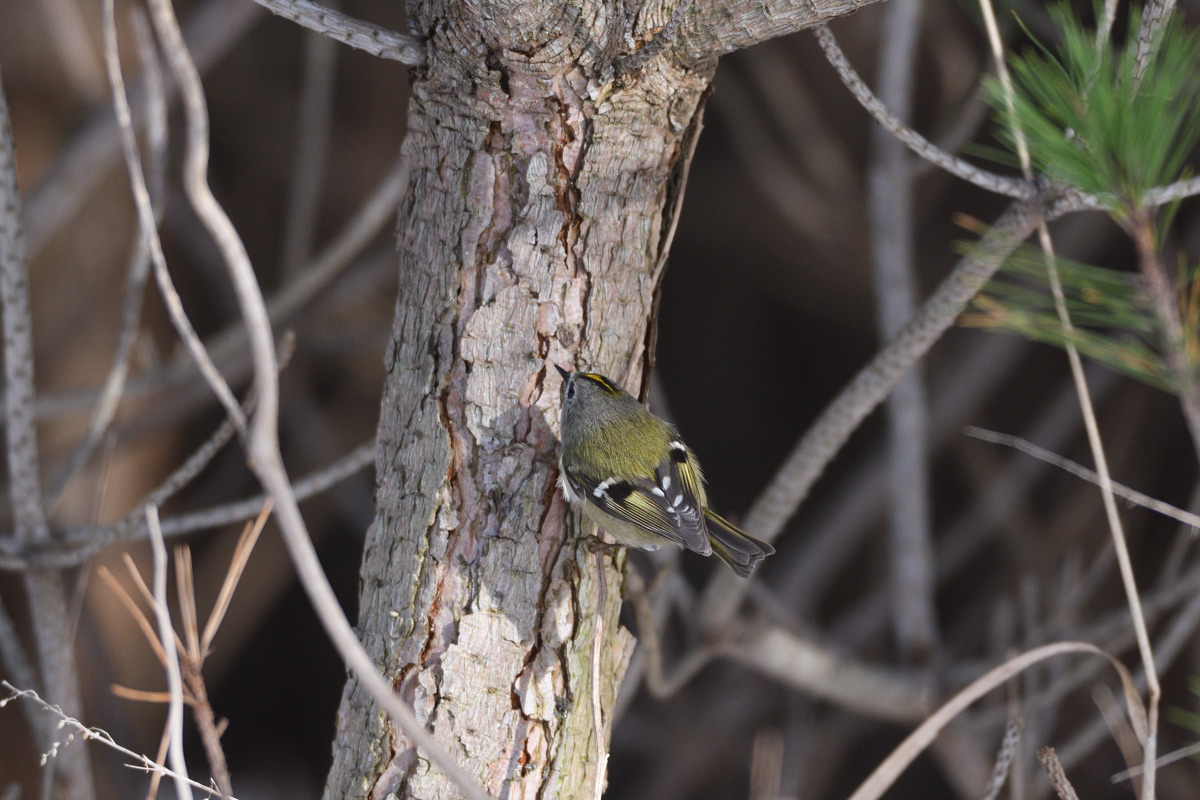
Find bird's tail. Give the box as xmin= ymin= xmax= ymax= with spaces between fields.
xmin=704 ymin=509 xmax=774 ymax=577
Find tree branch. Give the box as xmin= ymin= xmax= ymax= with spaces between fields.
xmin=672 ymin=0 xmax=887 ymax=65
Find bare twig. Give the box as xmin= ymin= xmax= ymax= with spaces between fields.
xmin=1130 ymin=215 xmax=1200 ymax=459
xmin=1 ymin=67 xmax=97 ymax=800
xmin=1141 ymin=175 xmax=1200 ymax=206
xmin=1 ymin=682 xmax=237 ymax=799
xmin=0 ymin=439 xmax=371 ymax=569
xmin=108 ymin=509 xmax=267 ymax=798
xmin=728 ymin=625 xmax=930 ymax=723
xmin=0 ymin=594 xmax=43 ymax=749
xmin=249 ymin=0 xmax=424 ymax=64
xmin=1133 ymin=0 xmax=1176 ymax=82
xmin=187 ymin=156 xmax=407 ymax=384
xmin=20 ymin=157 xmax=403 ymax=434
xmin=145 ymin=504 xmax=194 ymax=800
xmin=0 ymin=70 xmax=48 ymax=549
xmin=622 ymin=562 xmax=714 ymax=698
xmin=172 ymin=545 xmax=234 ymax=796
xmin=1038 ymin=747 xmax=1081 ymax=800
xmin=1093 ymin=683 xmax=1144 ymax=790
xmin=201 ymin=503 xmax=271 ymax=654
xmin=24 ymin=0 xmax=263 ymax=259
xmin=774 ymin=335 xmax=1025 ymax=613
xmin=104 ymin=0 xmax=248 ymax=439
xmin=1112 ymin=740 xmax=1200 ymax=783
xmin=965 ymin=427 xmax=1200 ymax=528
xmin=980 ymin=717 xmax=1022 ymax=800
xmin=868 ymin=0 xmax=937 ymax=661
xmin=812 ymin=25 xmax=1034 ymax=200
xmin=45 ymin=7 xmax=171 ymax=510
xmin=280 ymin=16 xmax=339 ymax=279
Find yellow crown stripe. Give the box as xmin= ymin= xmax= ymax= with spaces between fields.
xmin=580 ymin=373 xmax=621 ymax=395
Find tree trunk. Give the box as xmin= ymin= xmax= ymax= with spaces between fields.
xmin=322 ymin=4 xmax=714 ymax=798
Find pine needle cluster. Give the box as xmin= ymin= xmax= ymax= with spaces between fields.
xmin=988 ymin=4 xmax=1200 ymax=218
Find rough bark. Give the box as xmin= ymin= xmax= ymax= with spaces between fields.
xmin=322 ymin=1 xmax=873 ymax=798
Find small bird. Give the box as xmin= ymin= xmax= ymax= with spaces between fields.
xmin=555 ymin=365 xmax=774 ymax=577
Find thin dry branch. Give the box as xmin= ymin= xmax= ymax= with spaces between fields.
xmin=201 ymin=503 xmax=271 ymax=654
xmin=46 ymin=8 xmax=170 ymax=510
xmin=280 ymin=22 xmax=339 ymax=279
xmin=104 ymin=0 xmax=248 ymax=439
xmin=1 ymin=68 xmax=96 ymax=800
xmin=24 ymin=0 xmax=263 ymax=259
xmin=1 ymin=682 xmax=235 ymax=799
xmin=980 ymin=717 xmax=1023 ymax=800
xmin=20 ymin=156 xmax=403 ymax=433
xmin=0 ymin=70 xmax=48 ymax=548
xmin=868 ymin=0 xmax=938 ymax=661
xmin=813 ymin=25 xmax=1033 ymax=200
xmin=965 ymin=427 xmax=1200 ymax=528
xmin=145 ymin=504 xmax=194 ymax=800
xmin=0 ymin=594 xmax=42 ymax=749
xmin=1038 ymin=747 xmax=1081 ymax=800
xmin=728 ymin=625 xmax=930 ymax=723
xmin=249 ymin=0 xmax=424 ymax=63
xmin=0 ymin=439 xmax=369 ymax=570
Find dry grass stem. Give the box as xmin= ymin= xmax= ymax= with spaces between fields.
xmin=977 ymin=0 xmax=1163 ymax=786
xmin=845 ymin=642 xmax=1143 ymax=800
xmin=1112 ymin=740 xmax=1200 ymax=783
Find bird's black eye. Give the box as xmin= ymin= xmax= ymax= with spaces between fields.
xmin=565 ymin=381 xmax=576 ymax=400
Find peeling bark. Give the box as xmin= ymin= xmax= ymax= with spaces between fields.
xmin=322 ymin=3 xmax=712 ymax=798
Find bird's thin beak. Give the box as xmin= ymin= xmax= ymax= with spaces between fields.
xmin=554 ymin=364 xmax=571 ymax=383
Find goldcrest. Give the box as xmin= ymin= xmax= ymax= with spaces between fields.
xmin=555 ymin=365 xmax=774 ymax=577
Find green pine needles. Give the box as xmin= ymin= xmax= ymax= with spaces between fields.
xmin=968 ymin=5 xmax=1200 ymax=398
xmin=987 ymin=4 xmax=1200 ymax=218
xmin=962 ymin=245 xmax=1196 ymax=391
